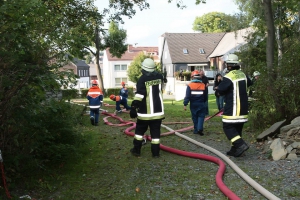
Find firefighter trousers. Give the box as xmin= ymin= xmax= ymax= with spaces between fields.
xmin=223 ymin=122 xmax=245 ymax=147
xmin=133 ymin=119 xmax=162 ymax=156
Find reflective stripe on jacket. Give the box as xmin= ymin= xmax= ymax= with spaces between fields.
xmin=87 ymin=86 xmax=103 ymax=109
xmin=134 ymin=73 xmax=165 ymax=120
xmin=217 ymin=70 xmax=250 ymax=123
xmin=183 ymin=79 xmax=207 ymax=106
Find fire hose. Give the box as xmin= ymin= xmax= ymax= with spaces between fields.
xmin=102 ymin=110 xmax=281 ymax=200
xmin=0 ymin=150 xmax=12 ymax=199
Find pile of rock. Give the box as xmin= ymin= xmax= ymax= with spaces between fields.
xmin=269 ymin=138 xmax=300 ymax=161
xmin=269 ymin=116 xmax=300 ymax=161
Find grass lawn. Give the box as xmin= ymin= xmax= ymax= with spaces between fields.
xmin=3 ymin=95 xmax=280 ymax=200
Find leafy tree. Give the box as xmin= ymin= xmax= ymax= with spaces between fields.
xmin=74 ymin=20 xmax=128 ymax=94
xmin=192 ymin=12 xmax=249 ymax=33
xmin=104 ymin=22 xmax=127 ymax=58
xmin=0 ymin=0 xmax=90 ymax=178
xmin=65 ymin=1 xmax=150 ymax=94
xmin=127 ymin=53 xmax=161 ymax=83
xmin=175 ymin=0 xmax=300 ymax=125
xmin=234 ymin=0 xmax=300 ymax=125
xmin=0 ymin=0 xmax=151 ymax=181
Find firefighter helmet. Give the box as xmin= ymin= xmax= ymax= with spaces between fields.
xmin=191 ymin=70 xmax=200 ymax=77
xmin=109 ymin=94 xmax=115 ymax=101
xmin=142 ymin=58 xmax=156 ymax=72
xmin=92 ymin=80 xmax=98 ymax=85
xmin=225 ymin=54 xmax=240 ymax=71
xmin=226 ymin=54 xmax=239 ymax=64
xmin=253 ymin=71 xmax=260 ymax=77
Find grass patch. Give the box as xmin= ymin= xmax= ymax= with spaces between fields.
xmin=1 ymin=95 xmax=289 ymax=200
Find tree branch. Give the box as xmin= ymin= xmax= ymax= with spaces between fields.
xmin=84 ymin=46 xmax=96 ymax=56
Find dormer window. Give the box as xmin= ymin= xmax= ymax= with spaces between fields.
xmin=183 ymin=48 xmax=189 ymax=54
xmin=199 ymin=48 xmax=205 ymax=54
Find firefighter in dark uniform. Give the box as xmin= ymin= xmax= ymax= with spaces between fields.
xmin=129 ymin=58 xmax=166 ymax=158
xmin=183 ymin=70 xmax=207 ymax=135
xmin=216 ymin=54 xmax=252 ymax=157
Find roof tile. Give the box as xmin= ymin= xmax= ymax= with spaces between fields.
xmin=162 ymin=32 xmax=225 ymax=63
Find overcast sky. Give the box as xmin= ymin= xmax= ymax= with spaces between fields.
xmin=95 ymin=0 xmax=240 ymax=46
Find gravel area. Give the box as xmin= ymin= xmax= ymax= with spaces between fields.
xmin=160 ymin=119 xmax=300 ymax=200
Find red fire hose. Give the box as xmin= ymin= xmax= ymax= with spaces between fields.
xmin=102 ymin=110 xmax=241 ymax=200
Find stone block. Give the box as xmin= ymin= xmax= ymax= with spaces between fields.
xmin=257 ymin=119 xmax=287 ymax=142
xmin=286 ymin=153 xmax=298 ymax=160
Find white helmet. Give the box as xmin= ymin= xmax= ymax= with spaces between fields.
xmin=253 ymin=71 xmax=260 ymax=77
xmin=225 ymin=54 xmax=240 ymax=71
xmin=226 ymin=54 xmax=239 ymax=64
xmin=142 ymin=58 xmax=156 ymax=72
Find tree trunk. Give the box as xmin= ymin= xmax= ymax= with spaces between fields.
xmin=298 ymin=2 xmax=300 ymax=33
xmin=263 ymin=0 xmax=286 ymax=118
xmin=276 ymin=25 xmax=283 ymax=66
xmin=95 ymin=26 xmax=105 ymax=95
xmin=263 ymin=0 xmax=275 ymax=75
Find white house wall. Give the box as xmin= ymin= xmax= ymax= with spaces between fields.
xmin=103 ymin=53 xmax=135 ymax=89
xmin=102 ymin=51 xmax=109 ymax=88
xmin=77 ymin=77 xmax=90 ymax=89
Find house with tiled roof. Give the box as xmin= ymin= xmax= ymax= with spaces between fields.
xmin=209 ymin=28 xmax=254 ymax=73
xmin=102 ymin=44 xmax=159 ymax=89
xmin=159 ymin=32 xmax=225 ymax=99
xmin=61 ymin=57 xmax=90 ymax=89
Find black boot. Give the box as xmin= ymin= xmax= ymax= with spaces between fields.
xmin=226 ymin=146 xmax=236 ymax=156
xmin=90 ymin=116 xmax=95 ymax=125
xmin=233 ymin=142 xmax=249 ymax=157
xmin=197 ymin=130 xmax=204 ymax=136
xmin=151 ymin=144 xmax=160 ymax=158
xmin=130 ymin=148 xmax=141 ymax=157
xmin=131 ymin=139 xmax=142 ymax=157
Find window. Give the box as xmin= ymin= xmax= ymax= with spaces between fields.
xmin=78 ymin=69 xmax=89 ymax=77
xmin=114 ymin=64 xmax=127 ymax=71
xmin=121 ymin=64 xmax=127 ymax=70
xmin=115 ymin=78 xmax=128 ymax=87
xmin=183 ymin=48 xmax=189 ymax=54
xmin=199 ymin=48 xmax=205 ymax=54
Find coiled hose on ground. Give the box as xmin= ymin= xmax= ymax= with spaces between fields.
xmin=101 ymin=108 xmax=280 ymax=200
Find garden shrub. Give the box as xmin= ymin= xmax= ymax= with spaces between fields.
xmin=106 ymin=87 xmax=134 ymax=99
xmin=239 ymin=35 xmax=300 ymax=131
xmin=61 ymin=89 xmax=78 ymax=100
xmin=4 ymin=99 xmax=86 ymax=177
xmin=78 ymin=89 xmax=89 ymax=98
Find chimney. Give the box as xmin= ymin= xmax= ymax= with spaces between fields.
xmin=127 ymin=44 xmax=133 ymax=52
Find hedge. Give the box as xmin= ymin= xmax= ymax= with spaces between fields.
xmin=62 ymin=87 xmax=135 ymax=99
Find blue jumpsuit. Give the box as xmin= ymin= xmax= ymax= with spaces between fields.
xmin=183 ymin=79 xmax=207 ymax=134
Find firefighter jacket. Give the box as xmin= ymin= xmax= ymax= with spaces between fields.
xmin=217 ymin=70 xmax=252 ymax=123
xmin=120 ymin=87 xmax=129 ymax=99
xmin=87 ymin=86 xmax=103 ymax=109
xmin=133 ymin=71 xmax=165 ymax=120
xmin=183 ymin=79 xmax=207 ymax=106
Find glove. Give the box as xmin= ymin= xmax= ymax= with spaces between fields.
xmin=131 ymin=100 xmax=140 ymax=109
xmin=130 ymin=108 xmax=137 ymax=118
xmin=163 ymin=78 xmax=168 ymax=83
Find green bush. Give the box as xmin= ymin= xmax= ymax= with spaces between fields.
xmin=79 ymin=89 xmax=89 ymax=98
xmin=5 ymin=100 xmax=86 ymax=177
xmin=182 ymin=71 xmax=191 ymax=81
xmin=239 ymin=35 xmax=300 ymax=130
xmin=61 ymin=89 xmax=78 ymax=100
xmin=106 ymin=87 xmax=134 ymax=99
